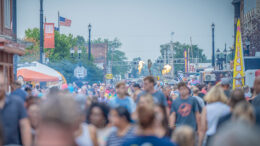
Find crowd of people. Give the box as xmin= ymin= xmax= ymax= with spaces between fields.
xmin=0 ymin=72 xmax=260 ymax=146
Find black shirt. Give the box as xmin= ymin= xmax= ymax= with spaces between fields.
xmin=0 ymin=96 xmax=27 ymax=145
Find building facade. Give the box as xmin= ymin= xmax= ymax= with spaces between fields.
xmin=0 ymin=0 xmax=25 ymax=92
xmin=232 ymin=0 xmax=260 ymax=56
xmin=88 ymin=43 xmax=108 ymax=69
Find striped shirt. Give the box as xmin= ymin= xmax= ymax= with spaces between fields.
xmin=106 ymin=126 xmax=135 ymax=146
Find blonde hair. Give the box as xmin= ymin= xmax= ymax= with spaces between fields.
xmin=171 ymin=126 xmax=195 ymax=146
xmin=232 ymin=101 xmax=255 ymax=124
xmin=204 ymin=85 xmax=228 ymax=104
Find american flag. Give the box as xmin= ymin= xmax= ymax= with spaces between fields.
xmin=59 ymin=16 xmax=71 ymax=27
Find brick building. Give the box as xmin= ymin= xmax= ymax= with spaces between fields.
xmin=232 ymin=0 xmax=260 ymax=56
xmin=88 ymin=43 xmax=108 ymax=69
xmin=0 ymin=0 xmax=25 ymax=91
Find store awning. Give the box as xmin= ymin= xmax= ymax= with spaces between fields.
xmin=17 ymin=69 xmax=59 ymax=82
xmin=17 ymin=62 xmax=62 ymax=82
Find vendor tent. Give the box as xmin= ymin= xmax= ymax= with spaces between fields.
xmin=17 ymin=62 xmax=62 ymax=82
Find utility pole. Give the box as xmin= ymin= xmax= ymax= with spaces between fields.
xmin=88 ymin=24 xmax=92 ymax=61
xmin=190 ymin=37 xmax=193 ymax=63
xmin=40 ymin=0 xmax=44 ymax=63
xmin=212 ymin=23 xmax=215 ymax=69
xmin=58 ymin=11 xmax=60 ymax=32
xmin=171 ymin=32 xmax=174 ymax=79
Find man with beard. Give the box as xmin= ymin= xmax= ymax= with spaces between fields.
xmin=0 ymin=72 xmax=31 ymax=146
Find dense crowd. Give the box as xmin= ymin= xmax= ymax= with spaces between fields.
xmin=0 ymin=72 xmax=260 ymax=146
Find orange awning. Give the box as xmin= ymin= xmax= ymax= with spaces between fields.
xmin=17 ymin=69 xmax=59 ymax=82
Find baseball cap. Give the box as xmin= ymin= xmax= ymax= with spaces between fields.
xmin=221 ymin=78 xmax=230 ymax=85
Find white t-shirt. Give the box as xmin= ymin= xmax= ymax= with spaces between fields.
xmin=75 ymin=123 xmax=93 ymax=146
xmin=206 ymin=102 xmax=230 ymax=136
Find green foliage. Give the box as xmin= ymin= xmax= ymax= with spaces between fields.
xmin=25 ymin=28 xmax=40 ymax=43
xmin=20 ymin=28 xmax=131 ymax=83
xmin=160 ymin=41 xmax=208 ymax=72
xmin=48 ymin=32 xmax=76 ymax=62
xmin=48 ymin=60 xmax=104 ymax=84
xmin=20 ymin=28 xmax=104 ymax=83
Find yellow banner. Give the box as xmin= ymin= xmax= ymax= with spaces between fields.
xmin=232 ymin=19 xmax=245 ymax=89
xmin=105 ymin=74 xmax=113 ymax=79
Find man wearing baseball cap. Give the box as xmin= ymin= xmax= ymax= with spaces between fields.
xmin=220 ymin=78 xmax=231 ymax=98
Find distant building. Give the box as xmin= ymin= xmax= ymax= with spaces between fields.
xmin=87 ymin=43 xmax=108 ymax=69
xmin=0 ymin=0 xmax=25 ymax=91
xmin=232 ymin=0 xmax=260 ymax=56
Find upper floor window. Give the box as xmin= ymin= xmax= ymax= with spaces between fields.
xmin=4 ymin=0 xmax=11 ymax=29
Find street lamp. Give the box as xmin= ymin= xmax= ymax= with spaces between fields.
xmin=70 ymin=48 xmax=75 ymax=58
xmin=78 ymin=48 xmax=82 ymax=59
xmin=40 ymin=0 xmax=44 ymax=63
xmin=88 ymin=24 xmax=92 ymax=61
xmin=245 ymin=39 xmax=250 ymax=56
xmin=211 ymin=23 xmax=215 ymax=69
xmin=223 ymin=45 xmax=227 ymax=64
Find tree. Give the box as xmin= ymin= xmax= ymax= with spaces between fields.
xmin=20 ymin=28 xmax=104 ymax=83
xmin=48 ymin=60 xmax=104 ymax=84
xmin=20 ymin=28 xmax=41 ymax=63
xmin=160 ymin=41 xmax=208 ymax=72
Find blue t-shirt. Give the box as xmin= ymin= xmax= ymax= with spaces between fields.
xmin=171 ymin=96 xmax=199 ymax=130
xmin=108 ymin=96 xmax=136 ymax=113
xmin=11 ymin=88 xmax=27 ymax=101
xmin=0 ymin=96 xmax=28 ymax=145
xmin=122 ymin=135 xmax=176 ymax=146
xmin=137 ymin=91 xmax=168 ymax=107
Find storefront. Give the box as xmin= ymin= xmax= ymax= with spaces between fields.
xmin=0 ymin=37 xmax=25 ymax=92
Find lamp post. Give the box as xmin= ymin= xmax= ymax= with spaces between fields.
xmin=224 ymin=44 xmax=227 ymax=69
xmin=40 ymin=0 xmax=44 ymax=63
xmin=216 ymin=48 xmax=220 ymax=70
xmin=88 ymin=24 xmax=92 ymax=61
xmin=170 ymin=32 xmax=175 ymax=78
xmin=211 ymin=23 xmax=215 ymax=69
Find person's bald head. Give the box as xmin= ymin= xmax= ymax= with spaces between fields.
xmin=254 ymin=76 xmax=260 ymax=95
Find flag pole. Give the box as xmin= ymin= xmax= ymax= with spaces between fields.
xmin=58 ymin=11 xmax=60 ymax=32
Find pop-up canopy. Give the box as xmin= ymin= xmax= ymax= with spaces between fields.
xmin=17 ymin=62 xmax=62 ymax=82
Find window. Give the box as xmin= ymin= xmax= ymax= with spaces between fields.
xmin=4 ymin=0 xmax=11 ymax=29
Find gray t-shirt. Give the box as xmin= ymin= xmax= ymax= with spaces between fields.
xmin=136 ymin=91 xmax=168 ymax=107
xmin=171 ymin=96 xmax=199 ymax=130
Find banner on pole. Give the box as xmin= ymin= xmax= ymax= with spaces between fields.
xmin=184 ymin=50 xmax=188 ymax=73
xmin=232 ymin=19 xmax=245 ymax=89
xmin=44 ymin=23 xmax=55 ymax=48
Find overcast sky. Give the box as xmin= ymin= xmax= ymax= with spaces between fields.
xmin=17 ymin=0 xmax=234 ymax=61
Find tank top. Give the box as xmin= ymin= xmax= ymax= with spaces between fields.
xmin=206 ymin=102 xmax=230 ymax=136
xmin=75 ymin=123 xmax=93 ymax=146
